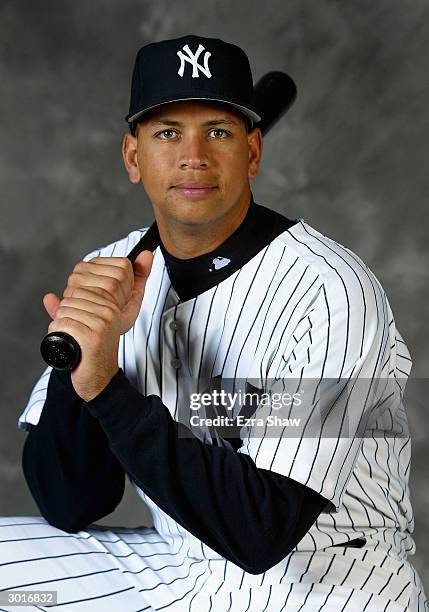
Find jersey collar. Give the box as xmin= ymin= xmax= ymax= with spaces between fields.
xmin=158 ymin=192 xmax=297 ymax=302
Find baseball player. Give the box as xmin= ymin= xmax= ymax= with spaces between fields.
xmin=1 ymin=34 xmax=427 ymax=611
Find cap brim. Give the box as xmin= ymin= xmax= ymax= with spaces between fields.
xmin=126 ymin=97 xmax=261 ymax=125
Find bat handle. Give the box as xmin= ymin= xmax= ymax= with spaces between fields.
xmin=40 ymin=331 xmax=82 ymax=371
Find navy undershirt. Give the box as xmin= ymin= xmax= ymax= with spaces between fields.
xmin=22 ymin=194 xmax=331 ymax=574
xmin=159 ymin=193 xmax=297 ymax=301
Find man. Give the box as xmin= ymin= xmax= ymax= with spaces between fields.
xmin=3 ymin=34 xmax=427 ymax=611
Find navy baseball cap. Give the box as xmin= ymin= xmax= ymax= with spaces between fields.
xmin=125 ymin=34 xmax=297 ymax=133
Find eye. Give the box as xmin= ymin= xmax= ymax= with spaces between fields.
xmin=209 ymin=129 xmax=229 ymax=138
xmin=156 ymin=129 xmax=177 ymax=140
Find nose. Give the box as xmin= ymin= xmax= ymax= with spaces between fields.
xmin=178 ymin=133 xmax=209 ymax=169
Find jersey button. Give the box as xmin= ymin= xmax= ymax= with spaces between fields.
xmin=169 ymin=320 xmax=179 ymax=330
xmin=170 ymin=358 xmax=181 ymax=369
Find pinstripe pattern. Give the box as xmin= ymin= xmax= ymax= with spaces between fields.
xmin=11 ymin=220 xmax=427 ymax=610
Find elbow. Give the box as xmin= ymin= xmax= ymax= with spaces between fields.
xmin=39 ymin=495 xmax=120 ymax=534
xmin=238 ymin=550 xmax=290 ymax=575
xmin=231 ymin=533 xmax=294 ymax=575
xmin=43 ymin=515 xmax=88 ymax=534
xmin=34 ymin=501 xmax=93 ymax=534
xmin=38 ymin=492 xmax=123 ymax=534
xmin=36 ymin=489 xmax=123 ymax=535
xmin=238 ymin=561 xmax=272 ymax=576
xmin=22 ymin=437 xmax=125 ymax=534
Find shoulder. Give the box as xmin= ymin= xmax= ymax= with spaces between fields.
xmin=272 ymin=221 xmax=407 ymax=378
xmin=82 ymin=226 xmax=150 ymax=261
xmin=273 ymin=219 xmax=387 ymax=305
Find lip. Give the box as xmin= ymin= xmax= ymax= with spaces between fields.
xmin=174 ymin=182 xmax=217 ymax=188
xmin=173 ymin=184 xmax=218 ymax=197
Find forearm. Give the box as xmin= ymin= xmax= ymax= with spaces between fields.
xmin=22 ymin=369 xmax=125 ymax=532
xmin=86 ymin=369 xmax=328 ymax=574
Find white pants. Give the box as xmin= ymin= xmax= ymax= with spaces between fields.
xmin=0 ymin=517 xmax=426 ymax=611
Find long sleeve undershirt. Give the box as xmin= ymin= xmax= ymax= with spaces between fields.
xmin=23 ymin=367 xmax=329 ymax=575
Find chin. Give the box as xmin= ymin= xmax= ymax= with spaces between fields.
xmin=170 ymin=204 xmax=226 ymax=226
xmin=172 ymin=211 xmax=222 ymax=227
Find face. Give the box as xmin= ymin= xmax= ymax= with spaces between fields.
xmin=122 ymin=100 xmax=262 ymax=233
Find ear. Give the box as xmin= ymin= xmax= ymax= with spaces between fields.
xmin=122 ymin=131 xmax=141 ymax=184
xmin=247 ymin=127 xmax=263 ymax=180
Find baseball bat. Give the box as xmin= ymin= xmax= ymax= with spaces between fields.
xmin=40 ymin=71 xmax=297 ymax=370
xmin=253 ymin=71 xmax=297 ymax=135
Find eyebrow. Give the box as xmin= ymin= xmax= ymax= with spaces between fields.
xmin=148 ymin=118 xmax=239 ymax=127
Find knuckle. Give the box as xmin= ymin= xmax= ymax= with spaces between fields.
xmin=51 ymin=316 xmax=75 ymax=330
xmin=122 ymin=257 xmax=132 ymax=269
xmin=73 ymin=260 xmax=86 ymax=273
xmin=62 ymin=297 xmax=80 ymax=309
xmin=116 ymin=268 xmax=128 ymax=284
xmin=100 ymin=286 xmax=114 ymax=300
xmin=70 ymin=286 xmax=87 ymax=299
xmin=67 ymin=272 xmax=78 ymax=287
xmin=92 ymin=286 xmax=112 ymax=301
xmin=105 ymin=277 xmax=120 ymax=294
xmin=100 ymin=316 xmax=111 ymax=330
xmin=58 ymin=316 xmax=75 ymax=326
xmin=118 ymin=256 xmax=131 ymax=268
xmin=92 ymin=316 xmax=108 ymax=333
xmin=105 ymin=303 xmax=120 ymax=318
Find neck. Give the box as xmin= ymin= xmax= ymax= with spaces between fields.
xmin=154 ymin=193 xmax=252 ymax=259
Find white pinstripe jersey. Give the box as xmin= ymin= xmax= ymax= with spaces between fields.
xmin=19 ymin=218 xmax=427 ymax=609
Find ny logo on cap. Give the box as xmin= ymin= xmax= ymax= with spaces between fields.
xmin=177 ymin=43 xmax=212 ymax=79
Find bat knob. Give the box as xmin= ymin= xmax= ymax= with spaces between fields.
xmin=40 ymin=331 xmax=82 ymax=371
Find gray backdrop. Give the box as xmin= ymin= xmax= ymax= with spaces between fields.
xmin=1 ymin=0 xmax=428 ymax=594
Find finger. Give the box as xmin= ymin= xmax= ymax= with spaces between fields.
xmin=43 ymin=293 xmax=61 ymax=320
xmin=50 ymin=303 xmax=119 ymax=334
xmin=87 ymin=256 xmax=134 ymax=270
xmin=48 ymin=313 xmax=93 ymax=340
xmin=47 ymin=315 xmax=96 ymax=363
xmin=61 ymin=286 xmax=118 ymax=307
xmin=58 ymin=296 xmax=120 ymax=315
xmin=80 ymin=258 xmax=134 ymax=288
xmin=67 ymin=268 xmax=131 ymax=309
xmin=74 ymin=256 xmax=133 ymax=281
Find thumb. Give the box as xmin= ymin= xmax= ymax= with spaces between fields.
xmin=127 ymin=250 xmax=154 ymax=308
xmin=132 ymin=250 xmax=154 ymax=295
xmin=43 ymin=292 xmax=61 ymax=320
xmin=120 ymin=251 xmax=154 ymax=333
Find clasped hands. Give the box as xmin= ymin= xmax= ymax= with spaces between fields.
xmin=43 ymin=251 xmax=153 ymax=402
